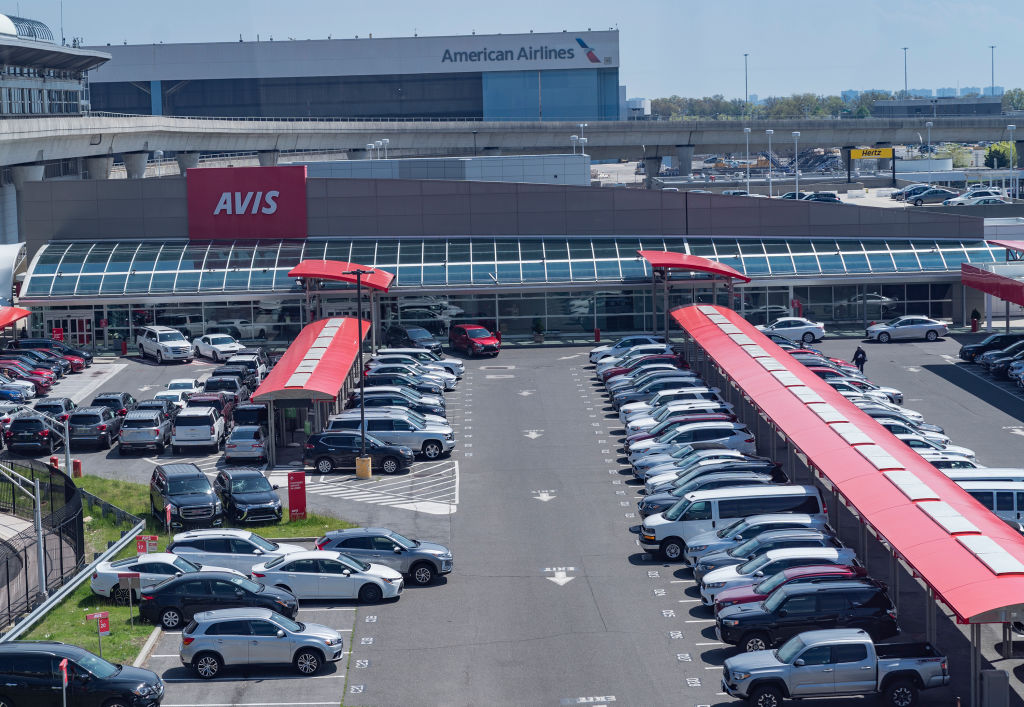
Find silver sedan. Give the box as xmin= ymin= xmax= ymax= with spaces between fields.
xmin=866 ymin=316 xmax=948 ymax=343
xmin=224 ymin=425 xmax=267 ymax=462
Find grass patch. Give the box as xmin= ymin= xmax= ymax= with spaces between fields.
xmin=22 ymin=475 xmax=353 ymax=664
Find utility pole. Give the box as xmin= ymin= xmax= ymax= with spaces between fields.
xmin=990 ymin=45 xmax=996 ymax=96
xmin=743 ymin=53 xmax=749 ymax=114
xmin=902 ymin=47 xmax=908 ymax=97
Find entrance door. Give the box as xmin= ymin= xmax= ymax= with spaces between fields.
xmin=43 ymin=312 xmax=93 ymax=347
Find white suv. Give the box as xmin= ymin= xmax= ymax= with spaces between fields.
xmin=167 ymin=528 xmax=305 ymax=573
xmin=171 ymin=406 xmax=225 ymax=453
xmin=138 ymin=326 xmax=194 ymax=363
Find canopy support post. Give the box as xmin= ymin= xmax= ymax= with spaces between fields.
xmin=860 ymin=522 xmax=868 ymax=572
xmin=267 ymin=400 xmax=277 ymax=468
xmin=650 ymin=269 xmax=658 ymax=335
xmin=970 ymin=622 xmax=981 ymax=707
xmin=663 ymin=270 xmax=670 ymax=343
xmin=370 ymin=293 xmax=378 ymax=355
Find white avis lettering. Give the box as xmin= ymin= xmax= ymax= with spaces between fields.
xmin=212 ymin=190 xmax=280 ymax=215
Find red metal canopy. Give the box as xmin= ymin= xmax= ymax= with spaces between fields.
xmin=987 ymin=239 xmax=1024 ymax=255
xmin=288 ymin=260 xmax=394 ymax=293
xmin=637 ymin=250 xmax=751 ymax=283
xmin=0 ymin=307 xmax=29 ymax=330
xmin=251 ymin=317 xmax=370 ymax=402
xmin=674 ymin=304 xmax=1024 ymax=624
xmin=962 ymin=263 xmax=1024 ymax=308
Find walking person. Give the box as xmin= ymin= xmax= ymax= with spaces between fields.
xmin=852 ymin=346 xmax=867 ymax=374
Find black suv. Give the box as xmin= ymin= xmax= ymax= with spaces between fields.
xmin=33 ymin=396 xmax=76 ymax=421
xmin=213 ymin=468 xmax=282 ymax=524
xmin=203 ymin=375 xmax=250 ymax=403
xmin=139 ymin=571 xmax=298 ymax=629
xmin=5 ymin=415 xmax=61 ymax=455
xmin=90 ymin=391 xmax=138 ymax=417
xmin=304 ymin=432 xmax=415 ymax=475
xmin=233 ymin=402 xmax=268 ymax=430
xmin=150 ymin=463 xmax=223 ymax=530
xmin=137 ymin=398 xmax=179 ymax=422
xmin=716 ymin=579 xmax=898 ymax=652
xmin=347 ymin=392 xmax=445 ymax=417
xmin=384 ymin=325 xmax=443 ymax=354
xmin=7 ymin=338 xmax=93 ymax=366
xmin=0 ymin=641 xmax=163 ymax=706
xmin=960 ymin=333 xmax=1024 ymax=362
xmin=211 ymin=365 xmax=258 ymax=390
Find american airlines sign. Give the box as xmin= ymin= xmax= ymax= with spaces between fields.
xmin=187 ymin=166 xmax=307 ymax=240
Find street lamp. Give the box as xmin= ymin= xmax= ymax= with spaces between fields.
xmin=570 ymin=134 xmax=579 ymax=155
xmin=365 ymin=143 xmax=375 ymax=159
xmin=374 ymin=140 xmax=383 ymax=159
xmin=578 ymin=137 xmax=588 ymax=156
xmin=792 ymin=131 xmax=801 ymax=194
xmin=902 ymin=47 xmax=908 ymax=97
xmin=765 ymin=129 xmax=774 ymax=197
xmin=342 ymin=267 xmax=375 ymax=465
xmin=472 ymin=130 xmax=478 ymax=156
xmin=744 ymin=127 xmax=751 ymax=193
xmin=380 ymin=138 xmax=389 ymax=159
xmin=990 ymin=45 xmax=996 ymax=96
xmin=743 ymin=53 xmax=749 ymax=115
xmin=1009 ymin=124 xmax=1017 ymax=198
xmin=925 ymin=121 xmax=933 ymax=186
xmin=578 ymin=122 xmax=587 ymax=139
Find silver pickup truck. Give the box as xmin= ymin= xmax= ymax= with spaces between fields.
xmin=722 ymin=628 xmax=948 ymax=707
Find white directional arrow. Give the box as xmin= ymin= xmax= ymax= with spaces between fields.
xmin=138 ymin=384 xmax=155 ymax=392
xmin=533 ymin=491 xmax=557 ymax=502
xmin=518 ymin=390 xmax=536 ymax=397
xmin=1009 ymin=428 xmax=1024 ymax=438
xmin=558 ymin=354 xmax=584 ymax=360
xmin=523 ymin=430 xmax=544 ymax=439
xmin=546 ymin=570 xmax=575 ymax=586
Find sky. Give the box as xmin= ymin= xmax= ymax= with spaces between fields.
xmin=15 ymin=0 xmax=1024 ymax=99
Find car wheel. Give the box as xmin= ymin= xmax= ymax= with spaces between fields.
xmin=193 ymin=652 xmax=222 ymax=680
xmin=410 ymin=562 xmax=435 ymax=586
xmin=380 ymin=456 xmax=400 ymax=474
xmin=257 ymin=329 xmax=266 ymax=339
xmin=659 ymin=538 xmax=683 ymax=561
xmin=117 ymin=444 xmax=127 ymax=456
xmin=138 ymin=345 xmax=146 ymax=358
xmin=103 ymin=701 xmax=131 ymax=707
xmin=422 ymin=441 xmax=442 ymax=459
xmin=156 ymin=443 xmax=165 ymax=454
xmin=171 ymin=445 xmax=179 ymax=454
xmin=748 ymin=684 xmax=783 ymax=707
xmin=878 ymin=332 xmax=891 ymax=343
xmin=742 ymin=631 xmax=771 ymax=652
xmin=102 ymin=434 xmax=111 ymax=450
xmin=884 ymin=680 xmax=919 ymax=707
xmin=315 ymin=457 xmax=334 ymax=474
xmin=359 ymin=583 xmax=384 ymax=603
xmin=213 ymin=351 xmax=221 ymax=363
xmin=156 ymin=351 xmax=163 ymax=364
xmin=160 ymin=607 xmax=182 ymax=629
xmin=294 ymin=648 xmax=323 ymax=675
xmin=801 ymin=331 xmax=815 ymax=343
xmin=913 ymin=199 xmax=923 ymax=206
xmin=925 ymin=330 xmax=938 ymax=341
xmin=112 ymin=585 xmax=133 ymax=605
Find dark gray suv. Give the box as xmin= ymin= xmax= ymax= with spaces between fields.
xmin=316 ymin=527 xmax=453 ymax=586
xmin=68 ymin=406 xmax=123 ymax=448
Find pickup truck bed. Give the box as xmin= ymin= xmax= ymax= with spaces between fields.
xmin=876 ymin=641 xmax=942 ymax=660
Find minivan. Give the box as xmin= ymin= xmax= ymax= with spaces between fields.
xmin=943 ymin=469 xmax=1024 ymax=483
xmin=638 ymin=485 xmax=826 ymax=561
xmin=958 ymin=481 xmax=1024 ymax=522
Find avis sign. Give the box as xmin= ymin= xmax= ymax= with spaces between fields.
xmin=187 ymin=166 xmax=307 ymax=240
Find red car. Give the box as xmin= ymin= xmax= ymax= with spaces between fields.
xmin=0 ymin=365 xmax=52 ymax=394
xmin=0 ymin=360 xmax=55 ymax=382
xmin=449 ymin=324 xmax=500 ymax=357
xmin=713 ymin=563 xmax=869 ymax=614
xmin=32 ymin=348 xmax=86 ymax=372
xmin=599 ymin=354 xmax=684 ymax=382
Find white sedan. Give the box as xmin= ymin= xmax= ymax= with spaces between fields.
xmin=153 ymin=390 xmax=189 ymax=409
xmin=944 ymin=196 xmax=1010 ymax=206
xmin=192 ymin=334 xmax=245 ymax=362
xmin=896 ymin=433 xmax=975 ymax=460
xmin=756 ymin=317 xmax=825 ymax=344
xmin=866 ymin=316 xmax=948 ymax=343
xmin=89 ymin=552 xmax=241 ymax=602
xmin=167 ymin=378 xmax=203 ymax=397
xmin=589 ymin=336 xmax=666 ymax=363
xmin=251 ymin=550 xmax=404 ymax=602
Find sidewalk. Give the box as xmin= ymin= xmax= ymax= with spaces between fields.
xmin=0 ymin=513 xmax=32 ymax=541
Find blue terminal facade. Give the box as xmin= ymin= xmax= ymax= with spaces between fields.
xmin=86 ymin=31 xmax=621 ymax=121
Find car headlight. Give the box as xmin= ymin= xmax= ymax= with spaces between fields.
xmin=437 ymin=552 xmax=453 ymax=560
xmin=689 ymin=545 xmax=708 ymax=553
xmin=380 ymin=577 xmax=397 ymax=585
xmin=275 ymin=599 xmax=290 ymax=608
xmin=731 ymin=671 xmax=751 ymax=680
xmin=214 ymin=500 xmax=222 ymax=512
xmin=324 ymin=636 xmax=344 ymax=646
xmin=699 ymin=564 xmax=714 ymax=571
xmin=705 ymin=581 xmax=726 ymax=589
xmin=134 ymin=684 xmax=157 ymax=696
xmin=166 ymin=503 xmax=178 ymax=515
xmin=722 ymin=619 xmax=740 ymax=626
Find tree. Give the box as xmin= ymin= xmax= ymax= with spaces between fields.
xmin=985 ymin=141 xmax=1014 ymax=168
xmin=939 ymin=143 xmax=971 ymax=168
xmin=1004 ymin=88 xmax=1024 ymax=112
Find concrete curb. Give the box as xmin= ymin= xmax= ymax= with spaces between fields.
xmin=134 ymin=625 xmax=162 ymax=668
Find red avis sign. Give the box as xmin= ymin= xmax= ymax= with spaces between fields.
xmin=187 ymin=166 xmax=307 ymax=240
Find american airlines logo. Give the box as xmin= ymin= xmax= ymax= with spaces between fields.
xmin=213 ymin=190 xmax=280 ymax=215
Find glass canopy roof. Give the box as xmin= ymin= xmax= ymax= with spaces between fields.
xmin=22 ymin=237 xmax=998 ymax=299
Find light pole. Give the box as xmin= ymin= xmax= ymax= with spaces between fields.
xmin=743 ymin=53 xmax=749 ymax=114
xmin=744 ymin=127 xmax=751 ymax=193
xmin=792 ymin=131 xmax=800 ymax=194
xmin=578 ymin=123 xmax=587 ymax=139
xmin=365 ymin=143 xmax=375 ymax=159
xmin=578 ymin=137 xmax=588 ymax=156
xmin=374 ymin=140 xmax=383 ymax=159
xmin=570 ymin=134 xmax=579 ymax=155
xmin=342 ymin=268 xmax=375 ymax=464
xmin=925 ymin=121 xmax=933 ymax=186
xmin=380 ymin=138 xmax=389 ymax=159
xmin=1009 ymin=124 xmax=1017 ymax=198
xmin=990 ymin=45 xmax=996 ymax=96
xmin=765 ymin=129 xmax=774 ymax=197
xmin=472 ymin=130 xmax=478 ymax=156
xmin=902 ymin=47 xmax=908 ymax=97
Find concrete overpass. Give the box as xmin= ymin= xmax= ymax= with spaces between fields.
xmin=2 ymin=113 xmax=1022 ymax=177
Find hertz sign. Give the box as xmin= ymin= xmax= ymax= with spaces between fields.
xmin=850 ymin=148 xmax=894 ymax=159
xmin=187 ymin=166 xmax=308 ymax=240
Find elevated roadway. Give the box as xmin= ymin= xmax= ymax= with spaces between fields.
xmin=2 ymin=113 xmax=1021 ymax=169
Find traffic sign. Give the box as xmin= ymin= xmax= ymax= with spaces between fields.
xmin=135 ymin=534 xmax=158 ymax=553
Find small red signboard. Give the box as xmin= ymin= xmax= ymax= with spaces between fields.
xmin=165 ymin=504 xmax=172 ymax=528
xmin=288 ymin=470 xmax=307 ymax=521
xmin=86 ymin=611 xmax=110 ymax=636
xmin=51 ymin=327 xmax=64 ymax=342
xmin=59 ymin=657 xmax=68 ymax=686
xmin=135 ymin=534 xmax=158 ymax=553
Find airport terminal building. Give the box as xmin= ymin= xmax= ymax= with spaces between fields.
xmin=87 ymin=30 xmax=622 ymax=121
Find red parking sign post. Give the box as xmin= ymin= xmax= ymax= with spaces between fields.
xmin=288 ymin=471 xmax=307 ymax=521
xmin=59 ymin=657 xmax=68 ymax=707
xmin=135 ymin=534 xmax=157 ymax=554
xmin=86 ymin=611 xmax=110 ymax=657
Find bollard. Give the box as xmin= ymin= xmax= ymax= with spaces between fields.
xmin=355 ymin=456 xmax=373 ymax=480
xmin=594 ymin=327 xmax=601 ymax=343
xmin=72 ymin=459 xmax=83 ymax=478
xmin=972 ymin=317 xmax=979 ymax=333
xmin=49 ymin=455 xmax=59 ymax=468
xmin=121 ymin=340 xmax=128 ymax=356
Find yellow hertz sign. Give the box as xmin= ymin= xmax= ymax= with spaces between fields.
xmin=850 ymin=148 xmax=894 ymax=159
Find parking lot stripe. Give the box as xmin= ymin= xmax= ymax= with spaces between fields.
xmin=162 ymin=704 xmax=341 ymax=706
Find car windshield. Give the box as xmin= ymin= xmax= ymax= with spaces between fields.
xmin=754 ymin=570 xmax=790 ymax=594
xmin=466 ymin=328 xmax=489 ymax=339
xmin=338 ymin=552 xmax=372 ymax=572
xmin=728 ymin=537 xmax=761 ymax=557
xmin=123 ymin=417 xmax=159 ymax=428
xmin=158 ymin=332 xmax=186 ymax=342
xmin=231 ymin=476 xmax=273 ymax=493
xmin=775 ymin=635 xmax=808 ymax=664
xmin=663 ymin=498 xmax=689 ymax=521
xmin=737 ymin=554 xmax=771 ymax=574
xmin=716 ymin=518 xmax=748 ymax=539
xmin=173 ymin=557 xmax=201 ymax=573
xmin=248 ymin=533 xmax=278 ymax=551
xmin=386 ymin=531 xmax=417 ymax=548
xmin=168 ymin=382 xmax=194 ymax=390
xmin=272 ymin=614 xmax=303 ymax=632
xmin=155 ymin=393 xmax=182 ymax=402
xmin=229 ymin=575 xmax=261 ymax=593
xmin=167 ymin=478 xmax=212 ymax=495
xmin=669 ymin=446 xmax=698 ymax=462
xmin=209 ymin=336 xmax=235 ymax=346
xmin=229 ymin=427 xmax=260 ymax=440
xmin=883 ymin=317 xmax=904 ymax=326
xmin=69 ymin=414 xmax=100 ymax=425
xmin=407 ymin=327 xmax=432 ymax=339
xmin=74 ymin=652 xmax=120 ymax=679
xmin=264 ymin=555 xmax=287 ymax=568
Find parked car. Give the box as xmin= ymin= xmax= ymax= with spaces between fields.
xmin=865 ymin=316 xmax=947 ymax=343
xmin=721 ymin=629 xmax=949 ymax=706
xmin=252 ymin=549 xmax=404 ymax=601
xmin=892 ymin=183 xmax=931 ymax=201
xmin=154 ymin=390 xmax=190 ymax=409
xmin=171 ymin=406 xmax=226 ymax=454
xmin=136 ymin=397 xmax=180 ymax=422
xmin=166 ymin=528 xmax=304 ymax=573
xmin=363 ymin=372 xmax=443 ymax=397
xmin=186 ymin=392 xmax=236 ymax=428
xmin=316 ymin=527 xmax=454 ymax=586
xmin=448 ymin=323 xmax=500 ymax=357
xmin=713 ymin=563 xmax=869 ymax=613
xmin=644 ymin=459 xmax=785 ymax=495
xmin=637 ymin=471 xmax=781 ymax=518
xmin=211 ymin=365 xmax=258 ymax=391
xmin=137 ymin=325 xmax=194 ymax=363
xmin=802 ymin=191 xmax=842 ymax=203
xmin=119 ymin=409 xmax=172 ymax=454
xmin=68 ymin=406 xmax=123 ymax=448
xmin=213 ymin=467 xmax=281 ymax=523
xmin=0 ymin=641 xmax=164 ymax=706
xmin=303 ymin=431 xmax=415 ymax=474
xmin=32 ymin=396 xmax=75 ymax=421
xmin=625 ymin=421 xmax=756 ymax=457
xmin=202 ymin=376 xmax=249 ymax=404
xmin=384 ymin=324 xmax=444 ymax=354
xmin=8 ymin=348 xmax=71 ymax=375
xmin=225 ymin=354 xmax=267 ymax=382
xmin=376 ymin=348 xmax=464 ymax=377
xmin=908 ymin=187 xmax=956 ymax=206
xmin=692 ymin=528 xmax=844 ymax=582
xmin=233 ymin=402 xmax=268 ymax=430
xmin=212 ymin=319 xmax=269 ymax=339
xmin=192 ymin=333 xmax=245 ymax=362
xmin=780 ymin=191 xmax=809 ymax=200
xmin=166 ymin=378 xmax=204 ymax=397
xmin=756 ymin=317 xmax=825 ymax=344
xmin=180 ymin=607 xmax=344 ymax=679
xmin=90 ymin=391 xmax=138 ymax=417
xmin=896 ymin=433 xmax=975 ymax=460
xmin=589 ymin=335 xmax=667 ymax=363
xmin=945 ymin=195 xmax=1010 ymax=206
xmin=5 ymin=415 xmax=60 ymax=455
xmin=223 ymin=425 xmax=268 ymax=464
xmin=349 ymin=386 xmax=446 ymax=416
xmin=150 ymin=463 xmax=223 ymax=530
xmin=366 ymin=362 xmax=455 ymax=391
xmin=90 ymin=552 xmax=242 ymax=602
xmin=8 ymin=337 xmax=93 ymax=366
xmin=139 ymin=571 xmax=297 ymax=629
xmin=977 ymin=339 xmax=1024 ymax=370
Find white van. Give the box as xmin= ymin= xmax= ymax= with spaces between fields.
xmin=958 ymin=481 xmax=1024 ymax=522
xmin=638 ymin=485 xmax=826 ymax=561
xmin=944 ymin=469 xmax=1024 ymax=484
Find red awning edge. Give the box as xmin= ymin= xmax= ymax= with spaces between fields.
xmin=0 ymin=307 xmax=29 ymax=330
xmin=637 ymin=250 xmax=751 ymax=283
xmin=288 ymin=260 xmax=394 ymax=292
xmin=962 ymin=263 xmax=1024 ymax=308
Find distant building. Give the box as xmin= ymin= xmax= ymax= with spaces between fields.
xmin=984 ymin=86 xmax=1005 ymax=97
xmin=872 ymin=95 xmax=1002 ymax=118
xmin=626 ymin=97 xmax=651 ymax=119
xmin=936 ymin=87 xmax=957 ymax=98
xmin=841 ymin=90 xmax=860 ymax=102
xmin=961 ymin=86 xmax=982 ymax=96
xmin=748 ymin=93 xmax=759 ymax=105
xmin=908 ymin=88 xmax=934 ymax=98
